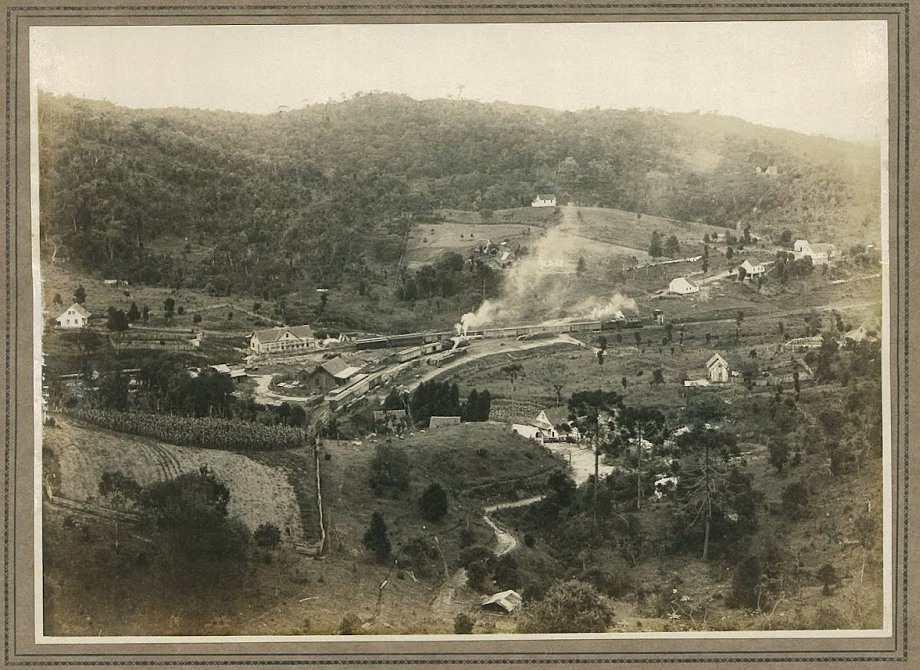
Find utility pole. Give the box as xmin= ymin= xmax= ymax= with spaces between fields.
xmin=636 ymin=424 xmax=643 ymax=510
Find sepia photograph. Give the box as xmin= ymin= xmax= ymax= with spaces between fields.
xmin=15 ymin=6 xmax=904 ymax=658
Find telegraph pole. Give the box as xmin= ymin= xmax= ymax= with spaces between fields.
xmin=636 ymin=424 xmax=643 ymax=510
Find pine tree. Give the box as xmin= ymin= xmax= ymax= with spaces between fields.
xmin=362 ymin=512 xmax=392 ymax=563
xmin=649 ymin=231 xmax=663 ymax=258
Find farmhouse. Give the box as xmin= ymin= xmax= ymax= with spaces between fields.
xmin=249 ymin=325 xmax=316 ymax=354
xmin=755 ymin=165 xmax=778 ymax=176
xmin=55 ymin=303 xmax=91 ymax=329
xmin=531 ymin=194 xmax=556 ymax=208
xmin=706 ymin=353 xmax=730 ymax=383
xmin=511 ymin=410 xmax=559 ymax=443
xmin=740 ymin=259 xmax=765 ymax=277
xmin=296 ymin=356 xmax=361 ymax=393
xmin=669 ymin=277 xmax=700 ymax=295
xmin=793 ymin=240 xmax=837 ymax=265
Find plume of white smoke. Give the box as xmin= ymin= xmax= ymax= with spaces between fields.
xmin=459 ymin=207 xmax=637 ymax=329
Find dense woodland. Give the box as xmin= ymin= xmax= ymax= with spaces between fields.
xmin=39 ymin=92 xmax=879 ymax=301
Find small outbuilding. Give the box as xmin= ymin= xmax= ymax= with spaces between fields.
xmin=481 ymin=590 xmax=523 ymax=613
xmin=706 ymin=353 xmax=730 ymax=383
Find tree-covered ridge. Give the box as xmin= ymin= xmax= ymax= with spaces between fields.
xmin=38 ymin=91 xmax=879 ymax=296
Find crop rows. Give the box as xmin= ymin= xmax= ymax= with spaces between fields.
xmin=70 ymin=408 xmax=306 ymax=452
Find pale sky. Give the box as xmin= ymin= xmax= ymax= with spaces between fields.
xmin=30 ymin=21 xmax=888 ymax=142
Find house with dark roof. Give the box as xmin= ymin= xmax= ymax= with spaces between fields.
xmin=249 ymin=325 xmax=316 ymax=354
xmin=296 ymin=356 xmax=361 ymax=393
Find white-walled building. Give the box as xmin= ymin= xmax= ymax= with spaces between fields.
xmin=531 ymin=194 xmax=557 ymax=208
xmin=249 ymin=325 xmax=316 ymax=354
xmin=740 ymin=259 xmax=765 ymax=277
xmin=669 ymin=277 xmax=700 ymax=295
xmin=55 ymin=303 xmax=91 ymax=329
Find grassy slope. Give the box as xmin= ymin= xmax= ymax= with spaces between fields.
xmin=43 ymin=420 xmax=564 ymax=635
xmin=43 ymin=415 xmax=308 ymax=538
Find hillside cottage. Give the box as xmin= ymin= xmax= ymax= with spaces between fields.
xmin=55 ymin=303 xmax=91 ymax=329
xmin=793 ymin=240 xmax=837 ymax=265
xmin=669 ymin=277 xmax=700 ymax=295
xmin=740 ymin=259 xmax=765 ymax=277
xmin=511 ymin=410 xmax=559 ymax=443
xmin=249 ymin=325 xmax=316 ymax=354
xmin=531 ymin=194 xmax=556 ymax=208
xmin=706 ymin=353 xmax=730 ymax=383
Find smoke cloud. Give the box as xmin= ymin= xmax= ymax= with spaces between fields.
xmin=460 ymin=207 xmax=636 ymax=329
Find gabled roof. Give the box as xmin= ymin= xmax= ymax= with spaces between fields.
xmin=706 ymin=353 xmax=729 ymax=370
xmin=533 ymin=410 xmax=554 ymax=431
xmin=481 ymin=590 xmax=523 ymax=613
xmin=60 ymin=303 xmax=91 ymax=318
xmin=320 ymin=356 xmax=350 ymax=377
xmin=535 ymin=193 xmax=555 ymax=200
xmin=670 ymin=277 xmax=699 ymax=289
xmin=252 ymin=325 xmax=315 ymax=344
xmin=740 ymin=259 xmax=763 ymax=269
xmin=429 ymin=415 xmax=461 ymax=428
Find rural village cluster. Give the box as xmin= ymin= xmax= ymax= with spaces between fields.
xmin=41 ymin=119 xmax=884 ymax=636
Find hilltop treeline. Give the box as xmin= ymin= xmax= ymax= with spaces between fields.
xmin=39 ymin=91 xmax=879 ymax=297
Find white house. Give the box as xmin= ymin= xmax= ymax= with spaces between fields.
xmin=55 ymin=303 xmax=91 ymax=329
xmin=531 ymin=194 xmax=556 ymax=208
xmin=806 ymin=243 xmax=837 ymax=265
xmin=511 ymin=410 xmax=560 ymax=443
xmin=793 ymin=240 xmax=837 ymax=266
xmin=740 ymin=259 xmax=765 ymax=277
xmin=755 ymin=165 xmax=778 ymax=176
xmin=706 ymin=353 xmax=730 ymax=383
xmin=249 ymin=325 xmax=316 ymax=354
xmin=669 ymin=277 xmax=700 ymax=295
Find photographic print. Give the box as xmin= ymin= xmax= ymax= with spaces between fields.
xmin=5 ymin=3 xmax=908 ymax=664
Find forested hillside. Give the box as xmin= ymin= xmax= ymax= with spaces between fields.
xmin=38 ymin=91 xmax=880 ymax=298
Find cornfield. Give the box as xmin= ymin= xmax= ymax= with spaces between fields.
xmin=70 ymin=408 xmax=306 ymax=451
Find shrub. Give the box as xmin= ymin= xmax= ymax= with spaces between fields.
xmin=362 ymin=512 xmax=392 ymax=563
xmin=466 ymin=560 xmax=491 ymax=592
xmin=339 ymin=612 xmax=362 ymax=635
xmin=454 ymin=613 xmax=475 ymax=634
xmin=254 ymin=523 xmax=282 ymax=549
xmin=419 ymin=483 xmax=449 ymax=521
xmin=518 ymin=579 xmax=614 ymax=633
xmin=781 ymin=481 xmax=810 ymax=519
xmin=369 ymin=443 xmax=411 ymax=493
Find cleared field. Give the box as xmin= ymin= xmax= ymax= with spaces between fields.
xmin=39 ymin=263 xmax=273 ymax=334
xmin=44 ymin=416 xmax=308 ymax=541
xmin=572 ymin=206 xmax=732 ymax=254
xmin=406 ymin=222 xmax=535 ymax=267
